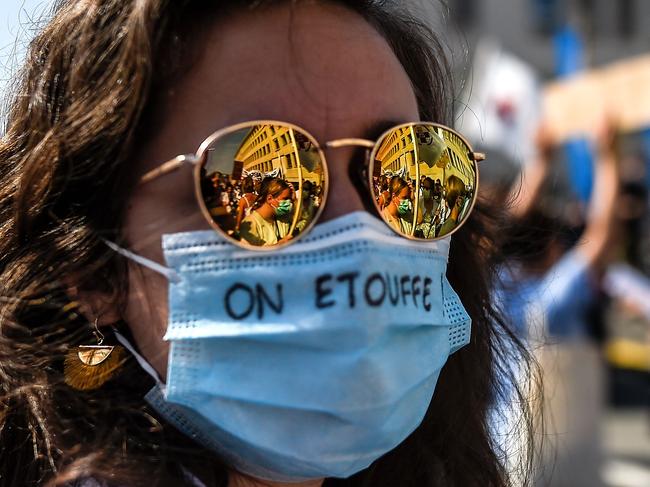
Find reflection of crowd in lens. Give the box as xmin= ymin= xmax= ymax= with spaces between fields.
xmin=380 ymin=176 xmax=413 ymax=235
xmin=202 ymin=170 xmax=322 ymax=246
xmin=239 ymin=178 xmax=293 ymax=246
xmin=374 ymin=174 xmax=472 ymax=238
xmin=235 ymin=177 xmax=257 ymax=231
xmin=415 ymin=177 xmax=440 ymax=238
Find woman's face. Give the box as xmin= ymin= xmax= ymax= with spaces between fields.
xmin=119 ymin=2 xmax=419 ymax=376
xmin=268 ymin=188 xmax=292 ymax=208
xmin=395 ymin=186 xmax=411 ymax=204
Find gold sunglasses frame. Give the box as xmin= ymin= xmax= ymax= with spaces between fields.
xmin=139 ymin=120 xmax=486 ymax=250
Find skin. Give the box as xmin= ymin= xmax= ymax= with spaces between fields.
xmin=91 ymin=2 xmax=419 ymax=487
xmin=235 ymin=188 xmax=256 ymax=231
xmin=506 ymin=121 xmax=620 ymax=274
xmin=257 ymin=188 xmax=292 ymax=221
xmin=254 ymin=187 xmax=294 ymax=244
xmin=386 ymin=186 xmax=411 ymax=218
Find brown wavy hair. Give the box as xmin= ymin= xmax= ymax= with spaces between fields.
xmin=253 ymin=177 xmax=292 ymax=210
xmin=0 ymin=1 xmax=541 ymax=486
xmin=388 ymin=176 xmax=409 ymax=200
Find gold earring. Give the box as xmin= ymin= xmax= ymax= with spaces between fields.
xmin=64 ymin=318 xmax=126 ymax=391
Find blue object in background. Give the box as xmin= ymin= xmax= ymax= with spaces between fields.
xmin=564 ymin=139 xmax=594 ymax=203
xmin=554 ymin=26 xmax=594 ymax=204
xmin=554 ymin=26 xmax=585 ymax=76
xmin=532 ymin=0 xmax=560 ymax=33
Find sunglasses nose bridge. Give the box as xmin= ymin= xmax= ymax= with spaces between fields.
xmin=323 ymin=139 xmax=374 ymax=188
xmin=316 ymin=140 xmax=377 ymax=225
xmin=324 ymin=138 xmax=375 ymax=150
xmin=312 ymin=141 xmax=374 ymax=224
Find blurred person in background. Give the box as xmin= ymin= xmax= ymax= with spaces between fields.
xmin=498 ymin=123 xmax=619 ymax=340
xmin=493 ymin=122 xmax=620 ymax=487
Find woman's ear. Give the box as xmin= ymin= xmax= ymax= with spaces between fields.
xmin=64 ymin=283 xmax=122 ymax=327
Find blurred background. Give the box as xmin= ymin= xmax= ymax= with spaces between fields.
xmin=2 ymin=1 xmax=649 ymax=486
xmin=419 ymin=1 xmax=650 ymax=486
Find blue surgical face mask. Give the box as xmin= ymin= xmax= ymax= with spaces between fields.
xmin=274 ymin=198 xmax=293 ymax=216
xmin=397 ymin=198 xmax=412 ymax=215
xmin=108 ymin=211 xmax=471 ymax=483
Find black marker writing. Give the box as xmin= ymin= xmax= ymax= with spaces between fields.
xmin=314 ymin=271 xmax=435 ymax=311
xmin=224 ymin=282 xmax=284 ymax=320
xmin=315 ymin=274 xmax=335 ymax=309
xmin=337 ymin=271 xmax=360 ymax=308
xmin=364 ymin=273 xmax=386 ymax=307
xmin=423 ymin=277 xmax=432 ymax=311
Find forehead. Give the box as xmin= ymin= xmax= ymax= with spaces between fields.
xmin=141 ymin=2 xmax=419 ymax=171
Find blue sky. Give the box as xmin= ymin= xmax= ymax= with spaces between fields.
xmin=0 ymin=1 xmax=53 ymax=105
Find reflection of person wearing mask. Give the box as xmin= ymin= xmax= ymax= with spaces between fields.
xmin=240 ymin=177 xmax=293 ymax=246
xmin=434 ymin=179 xmax=443 ymax=201
xmin=415 ymin=177 xmax=438 ymax=238
xmin=312 ymin=184 xmax=322 ymax=207
xmin=438 ymin=175 xmax=465 ymax=236
xmin=381 ymin=176 xmax=413 ymax=235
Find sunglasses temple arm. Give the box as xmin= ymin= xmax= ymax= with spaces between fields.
xmin=139 ymin=154 xmax=201 ymax=185
xmin=471 ymin=152 xmax=486 ymax=162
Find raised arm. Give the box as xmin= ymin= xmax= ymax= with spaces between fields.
xmin=576 ymin=125 xmax=620 ymax=273
xmin=508 ymin=124 xmax=554 ymax=219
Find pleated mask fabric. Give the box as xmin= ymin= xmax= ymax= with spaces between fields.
xmin=115 ymin=211 xmax=472 ymax=482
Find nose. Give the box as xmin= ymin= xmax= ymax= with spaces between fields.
xmin=317 ymin=146 xmax=367 ymax=222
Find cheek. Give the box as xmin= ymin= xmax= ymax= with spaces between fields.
xmin=121 ymin=169 xmax=206 ymax=380
xmin=125 ymin=169 xmax=208 ymax=257
xmin=124 ymin=260 xmax=171 ymax=379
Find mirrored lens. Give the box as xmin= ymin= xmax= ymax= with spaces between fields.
xmin=197 ymin=123 xmax=326 ymax=248
xmin=370 ymin=123 xmax=477 ymax=239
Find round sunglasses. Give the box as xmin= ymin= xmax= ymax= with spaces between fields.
xmin=140 ymin=121 xmax=485 ymax=250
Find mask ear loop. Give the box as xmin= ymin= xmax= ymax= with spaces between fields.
xmin=113 ymin=328 xmax=164 ymax=386
xmin=102 ymin=239 xmax=181 ymax=284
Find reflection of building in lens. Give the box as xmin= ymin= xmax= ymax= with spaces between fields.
xmin=436 ymin=128 xmax=476 ymax=192
xmin=374 ymin=125 xmax=446 ymax=185
xmin=374 ymin=125 xmax=476 ymax=195
xmin=201 ymin=125 xmax=326 ymax=243
xmin=235 ymin=125 xmax=324 ymax=188
xmin=373 ymin=125 xmax=477 ymax=239
xmin=375 ymin=127 xmax=417 ymax=176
